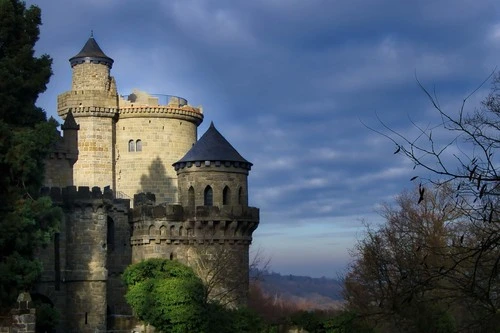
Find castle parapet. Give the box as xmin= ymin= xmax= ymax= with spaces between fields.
xmin=41 ymin=186 xmax=129 ymax=207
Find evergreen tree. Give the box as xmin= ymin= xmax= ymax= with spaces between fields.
xmin=0 ymin=0 xmax=60 ymax=309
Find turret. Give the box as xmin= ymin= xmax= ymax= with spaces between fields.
xmin=61 ymin=111 xmax=79 ymax=162
xmin=69 ymin=32 xmax=115 ymax=92
xmin=57 ymin=34 xmax=119 ymax=190
xmin=173 ymin=122 xmax=252 ymax=209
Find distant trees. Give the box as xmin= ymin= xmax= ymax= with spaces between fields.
xmin=344 ymin=185 xmax=500 ymax=332
xmin=0 ymin=0 xmax=60 ymax=309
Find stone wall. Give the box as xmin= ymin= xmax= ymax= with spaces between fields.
xmin=71 ymin=63 xmax=112 ymax=92
xmin=115 ymin=111 xmax=201 ymax=203
xmin=176 ymin=163 xmax=249 ymax=207
xmin=0 ymin=293 xmax=36 ymax=333
xmin=130 ymin=201 xmax=259 ymax=306
xmin=36 ymin=187 xmax=131 ymax=332
xmin=71 ymin=116 xmax=116 ymax=190
xmin=44 ymin=153 xmax=74 ymax=187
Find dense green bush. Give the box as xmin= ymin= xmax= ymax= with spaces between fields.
xmin=123 ymin=259 xmax=207 ymax=333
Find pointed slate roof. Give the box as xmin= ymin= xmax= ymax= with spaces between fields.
xmin=174 ymin=122 xmax=252 ymax=166
xmin=61 ymin=111 xmax=80 ymax=130
xmin=69 ymin=34 xmax=114 ymax=68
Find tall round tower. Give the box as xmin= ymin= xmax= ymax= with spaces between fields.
xmin=115 ymin=91 xmax=203 ymax=204
xmin=57 ymin=34 xmax=118 ymax=189
xmin=173 ymin=122 xmax=259 ymax=306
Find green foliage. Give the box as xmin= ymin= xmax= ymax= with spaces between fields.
xmin=35 ymin=302 xmax=60 ymax=333
xmin=123 ymin=259 xmax=269 ymax=332
xmin=0 ymin=0 xmax=60 ymax=309
xmin=123 ymin=259 xmax=208 ymax=333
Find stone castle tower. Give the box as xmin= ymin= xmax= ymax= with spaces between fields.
xmin=37 ymin=35 xmax=259 ymax=332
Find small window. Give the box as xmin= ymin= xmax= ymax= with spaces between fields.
xmin=204 ymin=186 xmax=213 ymax=206
xmin=188 ymin=186 xmax=195 ymax=208
xmin=136 ymin=139 xmax=142 ymax=152
xmin=128 ymin=140 xmax=135 ymax=152
xmin=223 ymin=186 xmax=231 ymax=205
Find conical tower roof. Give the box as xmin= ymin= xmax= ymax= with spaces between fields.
xmin=69 ymin=33 xmax=114 ymax=68
xmin=174 ymin=122 xmax=252 ymax=167
xmin=61 ymin=111 xmax=80 ymax=130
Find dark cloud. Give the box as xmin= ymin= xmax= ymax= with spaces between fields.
xmin=28 ymin=0 xmax=500 ymax=277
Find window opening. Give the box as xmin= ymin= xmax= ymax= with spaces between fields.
xmin=188 ymin=186 xmax=195 ymax=208
xmin=204 ymin=186 xmax=213 ymax=206
xmin=223 ymin=186 xmax=231 ymax=205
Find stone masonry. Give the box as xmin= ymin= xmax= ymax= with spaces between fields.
xmin=38 ymin=35 xmax=259 ymax=332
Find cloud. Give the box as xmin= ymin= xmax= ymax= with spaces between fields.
xmin=27 ymin=0 xmax=500 ymax=277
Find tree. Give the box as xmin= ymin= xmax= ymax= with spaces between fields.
xmin=0 ymin=0 xmax=60 ymax=310
xmin=122 ymin=259 xmax=208 ymax=333
xmin=344 ymin=186 xmax=465 ymax=332
xmin=371 ymin=73 xmax=500 ymax=330
xmin=344 ymin=185 xmax=500 ymax=332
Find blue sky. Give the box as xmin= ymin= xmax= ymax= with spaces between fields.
xmin=29 ymin=0 xmax=500 ymax=278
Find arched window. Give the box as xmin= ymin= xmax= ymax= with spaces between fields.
xmin=107 ymin=216 xmax=115 ymax=252
xmin=128 ymin=140 xmax=135 ymax=152
xmin=204 ymin=186 xmax=213 ymax=206
xmin=188 ymin=186 xmax=195 ymax=208
xmin=160 ymin=225 xmax=167 ymax=236
xmin=148 ymin=225 xmax=155 ymax=236
xmin=223 ymin=186 xmax=231 ymax=205
xmin=238 ymin=187 xmax=243 ymax=205
xmin=136 ymin=139 xmax=142 ymax=152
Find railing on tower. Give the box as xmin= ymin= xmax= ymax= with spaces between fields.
xmin=120 ymin=93 xmax=188 ymax=107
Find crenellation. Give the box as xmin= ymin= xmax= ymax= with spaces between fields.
xmin=38 ymin=35 xmax=259 ymax=332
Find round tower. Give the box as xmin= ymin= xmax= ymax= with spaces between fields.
xmin=115 ymin=91 xmax=203 ymax=204
xmin=172 ymin=122 xmax=258 ymax=306
xmin=57 ymin=34 xmax=118 ymax=190
xmin=173 ymin=122 xmax=252 ymax=208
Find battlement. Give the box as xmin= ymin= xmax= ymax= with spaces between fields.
xmin=130 ymin=217 xmax=259 ymax=246
xmin=41 ymin=186 xmax=130 ymax=207
xmin=174 ymin=160 xmax=252 ymax=171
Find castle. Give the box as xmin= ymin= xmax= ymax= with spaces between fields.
xmin=35 ymin=35 xmax=259 ymax=332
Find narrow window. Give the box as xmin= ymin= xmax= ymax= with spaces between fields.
xmin=170 ymin=253 xmax=174 ymax=260
xmin=204 ymin=186 xmax=213 ymax=206
xmin=223 ymin=186 xmax=231 ymax=205
xmin=238 ymin=187 xmax=243 ymax=205
xmin=136 ymin=139 xmax=142 ymax=152
xmin=54 ymin=233 xmax=60 ymax=290
xmin=128 ymin=140 xmax=135 ymax=152
xmin=107 ymin=217 xmax=115 ymax=252
xmin=188 ymin=186 xmax=195 ymax=208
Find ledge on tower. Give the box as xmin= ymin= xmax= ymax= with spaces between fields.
xmin=119 ymin=89 xmax=188 ymax=108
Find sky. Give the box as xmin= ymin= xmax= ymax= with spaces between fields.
xmin=27 ymin=0 xmax=500 ymax=278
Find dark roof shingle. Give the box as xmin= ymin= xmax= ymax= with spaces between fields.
xmin=174 ymin=122 xmax=251 ymax=166
xmin=69 ymin=35 xmax=113 ymax=67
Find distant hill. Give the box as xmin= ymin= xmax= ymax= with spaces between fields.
xmin=250 ymin=269 xmax=345 ymax=310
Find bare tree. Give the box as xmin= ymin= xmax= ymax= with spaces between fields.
xmin=187 ymin=243 xmax=270 ymax=308
xmin=361 ymin=73 xmax=500 ymax=330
